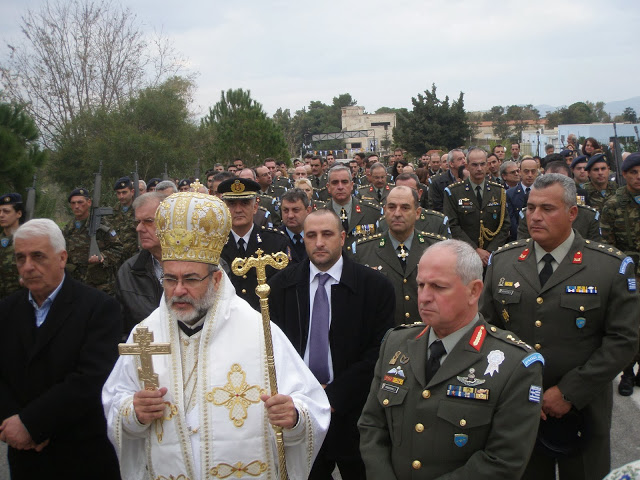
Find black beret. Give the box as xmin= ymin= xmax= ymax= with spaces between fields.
xmin=178 ymin=178 xmax=191 ymax=188
xmin=218 ymin=178 xmax=260 ymax=199
xmin=0 ymin=193 xmax=23 ymax=205
xmin=570 ymin=155 xmax=588 ymax=169
xmin=146 ymin=178 xmax=161 ymax=190
xmin=114 ymin=176 xmax=132 ymax=190
xmin=536 ymin=409 xmax=588 ymax=458
xmin=622 ymin=152 xmax=640 ymax=172
xmin=585 ymin=153 xmax=607 ymax=171
xmin=68 ymin=188 xmax=90 ymax=202
xmin=560 ymin=149 xmax=574 ymax=158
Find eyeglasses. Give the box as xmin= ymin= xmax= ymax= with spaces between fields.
xmin=134 ymin=218 xmax=155 ymax=227
xmin=161 ymin=272 xmax=213 ymax=288
xmin=505 ymin=169 xmax=520 ymax=175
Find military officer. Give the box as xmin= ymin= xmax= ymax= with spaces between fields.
xmin=309 ymin=155 xmax=329 ymax=201
xmin=238 ymin=168 xmax=282 ymax=227
xmin=0 ymin=193 xmax=25 ymax=299
xmin=322 ymin=165 xmax=381 ymax=251
xmin=111 ymin=176 xmax=139 ymax=264
xmin=63 ymin=188 xmax=123 ymax=296
xmin=219 ymin=177 xmax=290 ymax=311
xmin=359 ymin=163 xmax=393 ymax=207
xmin=358 ymin=240 xmax=543 ymax=479
xmin=583 ymin=153 xmax=617 ymax=212
xmin=352 ymin=186 xmax=444 ymax=325
xmin=517 ymin=204 xmax=602 ymax=242
xmin=443 ymin=148 xmax=510 ymax=267
xmin=428 ymin=149 xmax=466 ymax=212
xmin=479 ymin=174 xmax=639 ymax=480
xmin=600 ymin=152 xmax=640 ymax=396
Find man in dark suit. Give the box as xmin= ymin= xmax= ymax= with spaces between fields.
xmin=268 ymin=209 xmax=395 ymax=479
xmin=0 ymin=219 xmax=121 ymax=479
xmin=506 ymin=157 xmax=539 ymax=240
xmin=428 ymin=149 xmax=466 ymax=212
xmin=279 ymin=188 xmax=311 ymax=263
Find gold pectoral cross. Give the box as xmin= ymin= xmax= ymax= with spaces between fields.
xmin=118 ymin=327 xmax=171 ymax=390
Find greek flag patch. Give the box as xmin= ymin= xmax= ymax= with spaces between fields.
xmin=629 ymin=278 xmax=637 ymax=292
xmin=529 ymin=385 xmax=542 ymax=403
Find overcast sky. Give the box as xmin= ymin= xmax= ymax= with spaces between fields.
xmin=1 ymin=0 xmax=639 ymax=119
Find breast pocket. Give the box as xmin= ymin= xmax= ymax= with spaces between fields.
xmin=435 ymin=399 xmax=493 ymax=460
xmin=377 ymin=385 xmax=409 ymax=446
xmin=560 ymin=294 xmax=602 ymax=332
xmin=492 ymin=289 xmax=521 ymax=324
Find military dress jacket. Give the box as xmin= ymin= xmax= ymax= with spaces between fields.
xmin=517 ymin=204 xmax=602 ymax=243
xmin=428 ymin=170 xmax=457 ymax=212
xmin=358 ymin=317 xmax=543 ymax=480
xmin=220 ymin=224 xmax=290 ymax=311
xmin=360 ymin=183 xmax=393 ymax=207
xmin=506 ymin=183 xmax=531 ymax=241
xmin=256 ymin=192 xmax=281 ymax=227
xmin=443 ymin=180 xmax=510 ymax=251
xmin=322 ymin=197 xmax=382 ymax=250
xmin=351 ymin=230 xmax=444 ymax=326
xmin=377 ymin=209 xmax=451 ymax=239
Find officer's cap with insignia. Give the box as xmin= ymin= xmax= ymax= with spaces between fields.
xmin=68 ymin=188 xmax=90 ymax=202
xmin=585 ymin=153 xmax=607 ymax=171
xmin=622 ymin=152 xmax=640 ymax=172
xmin=218 ymin=178 xmax=261 ymax=200
xmin=570 ymin=155 xmax=588 ymax=169
xmin=1 ymin=193 xmax=23 ymax=205
xmin=178 ymin=178 xmax=191 ymax=188
xmin=146 ymin=178 xmax=161 ymax=190
xmin=113 ymin=176 xmax=132 ymax=190
xmin=559 ymin=149 xmax=574 ymax=158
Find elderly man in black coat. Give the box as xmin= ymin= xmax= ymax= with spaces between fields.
xmin=268 ymin=209 xmax=395 ymax=479
xmin=0 ymin=219 xmax=121 ymax=479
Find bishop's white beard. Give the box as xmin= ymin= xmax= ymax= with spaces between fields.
xmin=166 ymin=280 xmax=217 ymax=326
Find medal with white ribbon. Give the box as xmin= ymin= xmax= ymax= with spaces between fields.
xmin=484 ymin=350 xmax=505 ymax=377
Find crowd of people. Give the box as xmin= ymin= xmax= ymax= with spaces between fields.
xmin=0 ymin=140 xmax=639 ymax=480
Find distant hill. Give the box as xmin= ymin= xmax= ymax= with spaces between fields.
xmin=535 ymin=97 xmax=640 ymax=117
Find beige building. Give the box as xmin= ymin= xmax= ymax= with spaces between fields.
xmin=341 ymin=106 xmax=396 ymax=155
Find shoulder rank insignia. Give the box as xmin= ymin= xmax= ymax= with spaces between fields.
xmin=469 ymin=325 xmax=486 ymax=351
xmin=518 ymin=248 xmax=530 ymax=261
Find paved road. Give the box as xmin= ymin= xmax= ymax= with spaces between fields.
xmin=1 ymin=378 xmax=639 ymax=478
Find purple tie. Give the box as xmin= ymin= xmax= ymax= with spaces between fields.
xmin=309 ymin=273 xmax=331 ymax=384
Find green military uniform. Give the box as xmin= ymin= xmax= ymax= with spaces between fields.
xmin=358 ymin=318 xmax=543 ymax=479
xmin=256 ymin=192 xmax=281 ymax=227
xmin=0 ymin=232 xmax=21 ymax=299
xmin=351 ymin=230 xmax=444 ymax=325
xmin=323 ymin=197 xmax=381 ymax=251
xmin=261 ymin=184 xmax=287 ymax=200
xmin=583 ymin=180 xmax=617 ymax=213
xmin=443 ymin=180 xmax=510 ymax=251
xmin=479 ymin=234 xmax=640 ymax=479
xmin=377 ymin=209 xmax=451 ymax=238
xmin=110 ymin=203 xmax=138 ymax=264
xmin=63 ymin=218 xmax=123 ymax=296
xmin=272 ymin=175 xmax=291 ymax=191
xmin=517 ymin=204 xmax=602 ymax=242
xmin=359 ymin=183 xmax=393 ymax=207
xmin=310 ymin=172 xmax=328 ymax=201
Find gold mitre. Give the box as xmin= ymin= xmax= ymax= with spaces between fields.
xmin=155 ymin=191 xmax=231 ymax=265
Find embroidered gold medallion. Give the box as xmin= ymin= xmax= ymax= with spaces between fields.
xmin=210 ymin=460 xmax=268 ymax=478
xmin=206 ymin=364 xmax=266 ymax=427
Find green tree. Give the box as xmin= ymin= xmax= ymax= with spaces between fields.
xmin=545 ymin=101 xmax=598 ymax=128
xmin=393 ymin=84 xmax=471 ymax=155
xmin=585 ymin=101 xmax=611 ymax=123
xmin=505 ymin=104 xmax=540 ymax=141
xmin=622 ymin=107 xmax=638 ymax=123
xmin=200 ymin=89 xmax=288 ymax=165
xmin=484 ymin=106 xmax=511 ymax=140
xmin=0 ymin=100 xmax=47 ymax=195
xmin=50 ymin=76 xmax=198 ymax=192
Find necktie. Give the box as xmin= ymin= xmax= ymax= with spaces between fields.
xmin=309 ymin=273 xmax=331 ymax=384
xmin=377 ymin=189 xmax=382 ymax=202
xmin=292 ymin=233 xmax=304 ymax=258
xmin=425 ymin=340 xmax=446 ymax=383
xmin=293 ymin=233 xmax=302 ymax=245
xmin=237 ymin=238 xmax=246 ymax=255
xmin=340 ymin=207 xmax=349 ymax=233
xmin=397 ymin=243 xmax=408 ymax=271
xmin=315 ymin=177 xmax=320 ymax=188
xmin=525 ymin=187 xmax=531 ymax=195
xmin=539 ymin=253 xmax=554 ymax=287
xmin=475 ymin=185 xmax=482 ymax=205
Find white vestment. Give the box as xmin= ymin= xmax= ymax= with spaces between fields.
xmin=103 ymin=271 xmax=330 ymax=480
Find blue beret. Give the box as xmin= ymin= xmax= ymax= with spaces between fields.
xmin=146 ymin=178 xmax=161 ymax=189
xmin=585 ymin=153 xmax=607 ymax=171
xmin=114 ymin=176 xmax=132 ymax=190
xmin=68 ymin=188 xmax=90 ymax=202
xmin=1 ymin=193 xmax=23 ymax=205
xmin=622 ymin=152 xmax=640 ymax=172
xmin=570 ymin=155 xmax=588 ymax=169
xmin=178 ymin=178 xmax=191 ymax=188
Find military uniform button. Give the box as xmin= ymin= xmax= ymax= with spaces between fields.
xmin=490 ymin=326 xmax=497 ymax=332
xmin=405 ymin=313 xmax=410 ymax=318
xmin=459 ymin=419 xmax=467 ymax=427
xmin=415 ymin=423 xmax=424 ymax=433
xmin=535 ymin=343 xmax=542 ymax=350
xmin=242 ymin=275 xmax=247 ymax=279
xmin=536 ymin=297 xmax=543 ymax=304
xmin=422 ymin=390 xmax=431 ymax=399
xmin=241 ymin=289 xmax=247 ymax=294
xmin=404 ymin=295 xmax=410 ymax=301
xmin=501 ymin=299 xmax=506 ymax=304
xmin=412 ymin=460 xmax=422 ymax=470
xmin=535 ymin=320 xmax=542 ymax=327
xmin=579 ymin=306 xmax=585 ymax=312
xmin=383 ymin=399 xmax=389 ymax=406
xmin=403 ymin=278 xmax=408 ymax=284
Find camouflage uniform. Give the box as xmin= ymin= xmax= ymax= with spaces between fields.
xmin=583 ymin=180 xmax=617 ymax=213
xmin=0 ymin=232 xmax=21 ymax=299
xmin=63 ymin=218 xmax=123 ymax=296
xmin=110 ymin=203 xmax=138 ymax=264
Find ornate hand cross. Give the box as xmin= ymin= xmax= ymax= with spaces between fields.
xmin=119 ymin=327 xmax=171 ymax=390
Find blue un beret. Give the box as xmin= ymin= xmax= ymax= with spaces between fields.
xmin=622 ymin=152 xmax=640 ymax=172
xmin=570 ymin=155 xmax=588 ymax=169
xmin=0 ymin=193 xmax=23 ymax=205
xmin=585 ymin=153 xmax=607 ymax=172
xmin=114 ymin=176 xmax=132 ymax=190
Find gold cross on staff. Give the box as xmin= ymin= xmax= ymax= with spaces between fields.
xmin=231 ymin=249 xmax=289 ymax=297
xmin=118 ymin=327 xmax=171 ymax=391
